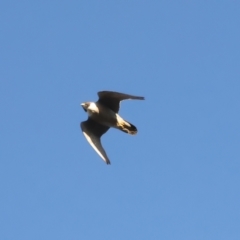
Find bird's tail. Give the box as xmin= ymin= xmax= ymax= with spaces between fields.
xmin=117 ymin=118 xmax=138 ymax=135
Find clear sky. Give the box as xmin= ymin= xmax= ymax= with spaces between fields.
xmin=1 ymin=1 xmax=240 ymax=240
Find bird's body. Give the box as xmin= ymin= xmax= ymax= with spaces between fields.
xmin=80 ymin=91 xmax=144 ymax=164
xmin=86 ymin=102 xmax=117 ymax=127
xmin=84 ymin=102 xmax=137 ymax=134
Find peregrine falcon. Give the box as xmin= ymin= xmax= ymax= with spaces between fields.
xmin=80 ymin=91 xmax=144 ymax=164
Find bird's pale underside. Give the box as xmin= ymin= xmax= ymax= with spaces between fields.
xmin=80 ymin=91 xmax=144 ymax=164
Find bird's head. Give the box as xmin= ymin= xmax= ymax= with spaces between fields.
xmin=81 ymin=102 xmax=90 ymax=112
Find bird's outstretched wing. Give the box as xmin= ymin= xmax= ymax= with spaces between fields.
xmin=80 ymin=119 xmax=110 ymax=164
xmin=97 ymin=91 xmax=144 ymax=113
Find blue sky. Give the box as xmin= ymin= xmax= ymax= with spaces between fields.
xmin=1 ymin=1 xmax=240 ymax=239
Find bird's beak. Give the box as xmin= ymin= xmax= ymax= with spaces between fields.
xmin=81 ymin=103 xmax=87 ymax=112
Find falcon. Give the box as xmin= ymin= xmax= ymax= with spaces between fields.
xmin=80 ymin=91 xmax=144 ymax=164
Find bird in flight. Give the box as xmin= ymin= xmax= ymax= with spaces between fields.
xmin=80 ymin=91 xmax=144 ymax=164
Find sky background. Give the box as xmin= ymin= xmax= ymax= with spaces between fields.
xmin=1 ymin=1 xmax=240 ymax=239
